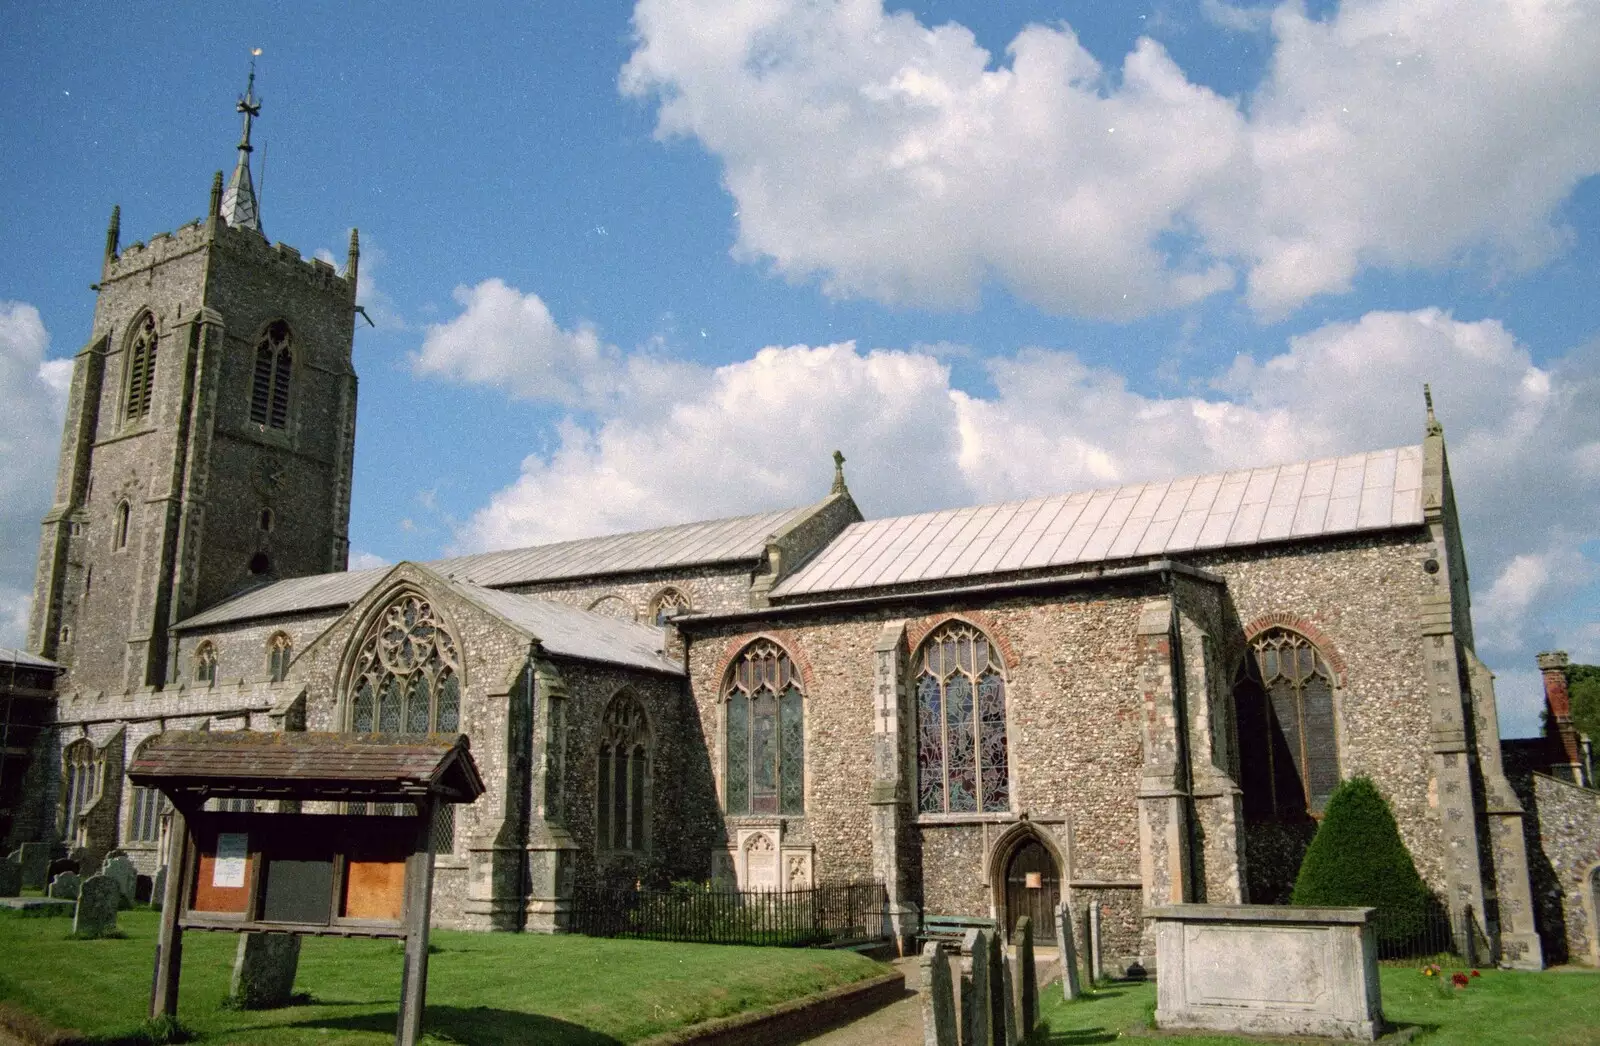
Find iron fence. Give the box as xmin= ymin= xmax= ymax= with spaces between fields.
xmin=1370 ymin=905 xmax=1462 ymax=961
xmin=571 ymin=880 xmax=888 ymax=947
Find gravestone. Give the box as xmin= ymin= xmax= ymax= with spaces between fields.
xmin=17 ymin=842 xmax=50 ymax=890
xmin=1054 ymin=903 xmax=1082 ymax=1000
xmin=73 ymin=875 xmax=119 ymax=938
xmin=1088 ymin=903 xmax=1103 ymax=984
xmin=150 ymin=865 xmax=167 ymax=909
xmin=230 ymin=933 xmax=303 ymax=1009
xmin=48 ymin=871 xmax=81 ymax=900
xmin=988 ymin=931 xmax=1012 ymax=1046
xmin=135 ymin=874 xmax=153 ymax=904
xmin=1016 ymin=916 xmax=1038 ymax=1035
xmin=102 ymin=855 xmax=138 ymax=908
xmin=918 ymin=943 xmax=957 ymax=1046
xmin=962 ymin=928 xmax=992 ymax=1046
xmin=70 ymin=846 xmax=101 ymax=879
xmin=0 ymin=859 xmax=21 ymax=897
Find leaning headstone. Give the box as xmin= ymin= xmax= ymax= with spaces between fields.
xmin=1016 ymin=916 xmax=1038 ymax=1035
xmin=230 ymin=933 xmax=303 ymax=1009
xmin=17 ymin=842 xmax=51 ymax=890
xmin=73 ymin=875 xmax=119 ymax=938
xmin=0 ymin=860 xmax=21 ymax=897
xmin=963 ymin=929 xmax=992 ymax=1046
xmin=149 ymin=865 xmax=168 ymax=909
xmin=48 ymin=871 xmax=81 ymax=900
xmin=918 ymin=943 xmax=957 ymax=1046
xmin=1088 ymin=902 xmax=1103 ymax=984
xmin=101 ymin=855 xmax=138 ymax=908
xmin=988 ymin=930 xmax=1012 ymax=1046
xmin=1055 ymin=903 xmax=1082 ymax=1000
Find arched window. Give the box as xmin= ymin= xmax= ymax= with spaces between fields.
xmin=596 ymin=690 xmax=652 ymax=852
xmin=347 ymin=593 xmax=461 ymax=735
xmin=61 ymin=739 xmax=101 ymax=841
xmin=249 ymin=320 xmax=293 ymax=429
xmin=114 ymin=501 xmax=131 ymax=550
xmin=722 ymin=640 xmax=804 ymax=815
xmin=194 ymin=642 xmax=217 ymax=686
xmin=586 ymin=595 xmax=635 ymax=620
xmin=267 ymin=632 xmax=292 ymax=683
xmin=650 ymin=587 xmax=690 ymax=626
xmin=124 ymin=312 xmax=158 ymax=422
xmin=1234 ymin=629 xmax=1340 ymax=820
xmin=916 ymin=622 xmax=1009 ymax=814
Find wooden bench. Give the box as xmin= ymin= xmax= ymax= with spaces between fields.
xmin=920 ymin=914 xmax=997 ymax=950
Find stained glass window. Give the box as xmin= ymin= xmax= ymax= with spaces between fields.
xmin=249 ymin=320 xmax=293 ymax=429
xmin=723 ymin=641 xmax=805 ymax=815
xmin=916 ymin=623 xmax=1010 ymax=814
xmin=346 ymin=593 xmax=462 ymax=737
xmin=1235 ymin=629 xmax=1340 ymax=821
xmin=595 ymin=690 xmax=651 ymax=852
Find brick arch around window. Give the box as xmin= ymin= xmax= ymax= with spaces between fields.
xmin=711 ymin=630 xmax=818 ymax=693
xmin=718 ymin=636 xmax=808 ymax=817
xmin=1233 ymin=622 xmax=1344 ymax=821
xmin=905 ymin=610 xmax=1021 ymax=672
xmin=1241 ymin=613 xmax=1347 ymax=685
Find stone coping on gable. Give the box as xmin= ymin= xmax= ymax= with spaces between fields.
xmin=1145 ymin=903 xmax=1375 ymax=924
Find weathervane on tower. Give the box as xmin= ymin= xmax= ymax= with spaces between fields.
xmin=219 ymin=49 xmax=265 ymax=236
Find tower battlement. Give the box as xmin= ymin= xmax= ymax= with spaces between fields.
xmin=103 ymin=218 xmax=354 ymax=298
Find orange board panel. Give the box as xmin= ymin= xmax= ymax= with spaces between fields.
xmin=192 ymin=852 xmax=253 ymax=914
xmin=342 ymin=860 xmax=405 ymax=922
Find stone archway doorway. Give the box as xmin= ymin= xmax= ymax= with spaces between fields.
xmin=1002 ymin=836 xmax=1060 ymax=941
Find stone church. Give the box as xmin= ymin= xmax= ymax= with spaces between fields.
xmin=12 ymin=90 xmax=1574 ymax=972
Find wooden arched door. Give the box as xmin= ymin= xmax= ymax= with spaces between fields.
xmin=1003 ymin=837 xmax=1060 ymax=941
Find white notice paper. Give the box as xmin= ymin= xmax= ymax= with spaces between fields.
xmin=213 ymin=833 xmax=249 ymax=888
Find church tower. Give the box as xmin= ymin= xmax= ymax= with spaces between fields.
xmin=28 ymin=70 xmax=359 ymax=695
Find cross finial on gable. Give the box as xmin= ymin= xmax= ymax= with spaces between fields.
xmin=831 ymin=449 xmax=848 ymax=496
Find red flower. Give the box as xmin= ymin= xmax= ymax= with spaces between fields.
xmin=1470 ymin=970 xmax=1481 ymax=978
xmin=1452 ymin=972 xmax=1469 ymax=988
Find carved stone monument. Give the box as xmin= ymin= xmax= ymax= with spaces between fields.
xmin=918 ymin=943 xmax=957 ymax=1046
xmin=74 ymin=875 xmax=119 ymax=938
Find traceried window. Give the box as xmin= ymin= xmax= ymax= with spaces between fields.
xmin=916 ymin=622 xmax=1010 ymax=814
xmin=347 ymin=593 xmax=462 ymax=736
xmin=194 ymin=642 xmax=217 ymax=685
xmin=249 ymin=320 xmax=293 ymax=429
xmin=124 ymin=312 xmax=158 ymax=422
xmin=61 ymin=739 xmax=101 ymax=842
xmin=1234 ymin=629 xmax=1340 ymax=821
xmin=267 ymin=631 xmax=292 ymax=683
xmin=650 ymin=588 xmax=690 ymax=626
xmin=722 ymin=641 xmax=804 ymax=816
xmin=114 ymin=501 xmax=131 ymax=550
xmin=596 ymin=690 xmax=652 ymax=852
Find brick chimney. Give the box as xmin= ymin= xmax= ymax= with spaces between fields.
xmin=1537 ymin=651 xmax=1588 ymax=785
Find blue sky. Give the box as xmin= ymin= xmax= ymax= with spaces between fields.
xmin=2 ymin=0 xmax=1596 ymax=734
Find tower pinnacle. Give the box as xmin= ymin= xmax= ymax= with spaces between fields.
xmin=219 ymin=51 xmax=264 ymax=236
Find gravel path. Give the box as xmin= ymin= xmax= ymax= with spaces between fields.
xmin=798 ymin=956 xmax=926 ymax=1046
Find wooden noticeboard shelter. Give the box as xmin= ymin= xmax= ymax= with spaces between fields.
xmin=128 ymin=731 xmax=485 ymax=1046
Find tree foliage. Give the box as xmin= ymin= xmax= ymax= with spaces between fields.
xmin=1566 ymin=664 xmax=1600 ymax=745
xmin=1292 ymin=777 xmax=1434 ymax=950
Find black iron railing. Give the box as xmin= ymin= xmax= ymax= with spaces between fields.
xmin=1371 ymin=905 xmax=1462 ymax=960
xmin=571 ymin=880 xmax=887 ymax=947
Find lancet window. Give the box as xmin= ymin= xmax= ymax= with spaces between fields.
xmin=124 ymin=312 xmax=158 ymax=422
xmin=916 ymin=622 xmax=1010 ymax=814
xmin=194 ymin=642 xmax=217 ymax=685
xmin=347 ymin=594 xmax=462 ymax=736
xmin=250 ymin=320 xmax=293 ymax=429
xmin=114 ymin=501 xmax=131 ymax=551
xmin=596 ymin=690 xmax=652 ymax=852
xmin=1234 ymin=628 xmax=1340 ymax=820
xmin=61 ymin=739 xmax=101 ymax=842
xmin=267 ymin=631 xmax=292 ymax=683
xmin=722 ymin=640 xmax=805 ymax=816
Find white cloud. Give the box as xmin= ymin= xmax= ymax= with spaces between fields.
xmin=622 ymin=0 xmax=1600 ymax=317
xmin=1200 ymin=0 xmax=1272 ymax=33
xmin=348 ymin=550 xmax=390 ymax=571
xmin=0 ymin=302 xmax=69 ymax=647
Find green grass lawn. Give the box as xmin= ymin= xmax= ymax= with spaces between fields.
xmin=1033 ymin=965 xmax=1600 ymax=1045
xmin=0 ymin=908 xmax=886 ymax=1045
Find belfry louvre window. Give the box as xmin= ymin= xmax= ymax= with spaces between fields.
xmin=723 ymin=641 xmax=804 ymax=816
xmin=348 ymin=594 xmax=462 ymax=736
xmin=124 ymin=312 xmax=157 ymax=422
xmin=917 ymin=623 xmax=1010 ymax=814
xmin=1234 ymin=629 xmax=1340 ymax=820
xmin=596 ymin=690 xmax=651 ymax=852
xmin=249 ymin=320 xmax=293 ymax=429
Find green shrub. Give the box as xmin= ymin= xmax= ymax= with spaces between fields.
xmin=1292 ymin=777 xmax=1434 ymax=952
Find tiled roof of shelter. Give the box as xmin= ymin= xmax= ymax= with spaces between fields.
xmin=770 ymin=446 xmax=1425 ymax=599
xmin=0 ymin=647 xmax=59 ymax=670
xmin=453 ymin=583 xmax=684 ymax=676
xmin=127 ymin=730 xmax=486 ymax=802
xmin=177 ymin=505 xmax=811 ymax=630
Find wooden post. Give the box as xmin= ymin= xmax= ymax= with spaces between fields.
xmin=150 ymin=806 xmax=190 ymax=1018
xmin=396 ymin=798 xmax=438 ymax=1046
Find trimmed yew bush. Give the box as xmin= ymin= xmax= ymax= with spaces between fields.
xmin=1292 ymin=776 xmax=1435 ymax=952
